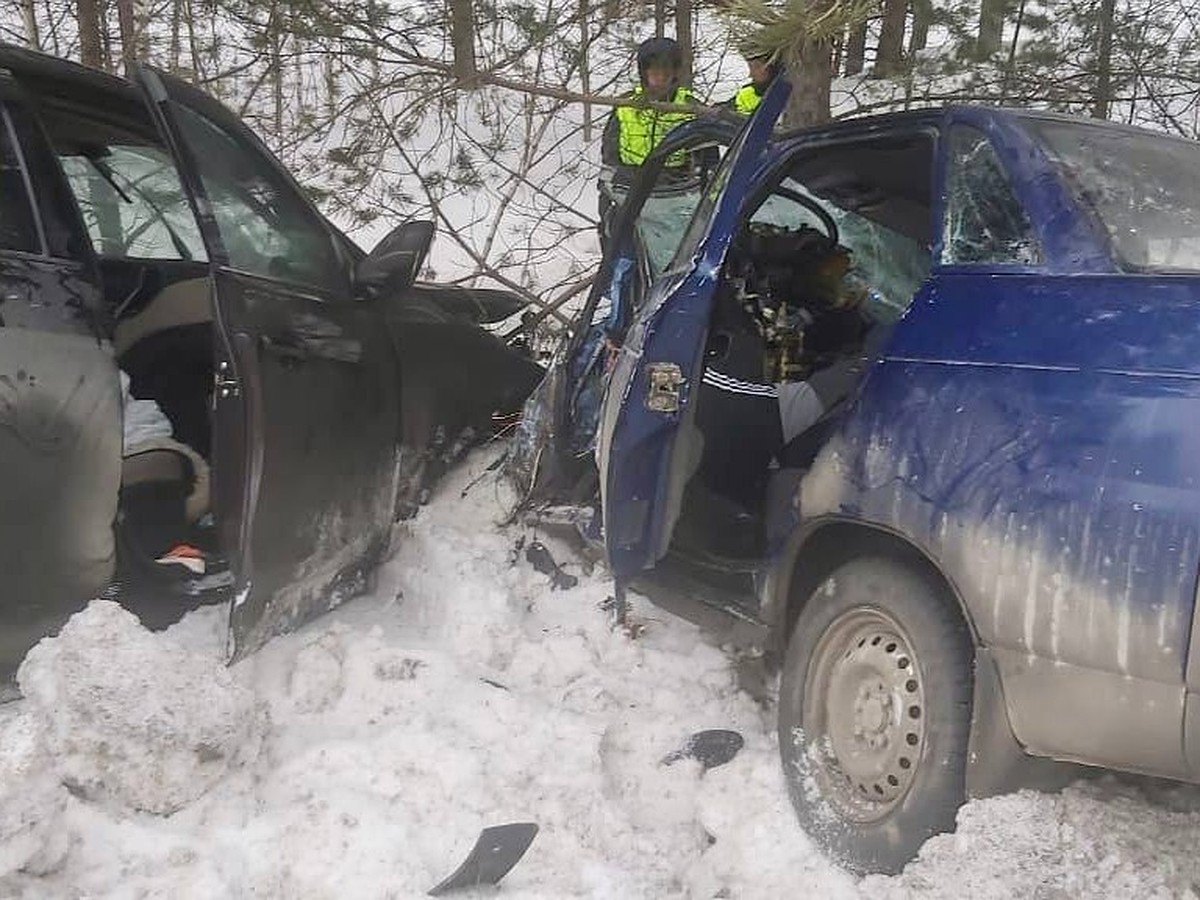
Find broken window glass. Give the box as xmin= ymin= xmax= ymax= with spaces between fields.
xmin=942 ymin=127 xmax=1040 ymax=266
xmin=754 ymin=178 xmax=929 ymax=323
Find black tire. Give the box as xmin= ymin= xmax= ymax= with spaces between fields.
xmin=777 ymin=555 xmax=973 ymax=875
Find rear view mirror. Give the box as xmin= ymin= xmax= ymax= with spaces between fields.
xmin=355 ymin=220 xmax=435 ymax=297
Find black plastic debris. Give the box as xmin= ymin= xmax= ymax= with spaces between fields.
xmin=662 ymin=729 xmax=745 ymax=772
xmin=427 ymin=822 xmax=539 ymax=896
xmin=525 ymin=540 xmax=578 ymax=590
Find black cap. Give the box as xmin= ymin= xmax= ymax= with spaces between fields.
xmin=636 ymin=36 xmax=683 ymax=79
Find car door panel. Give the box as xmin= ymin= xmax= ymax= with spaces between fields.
xmin=133 ymin=66 xmax=400 ymax=660
xmin=599 ymin=76 xmax=791 ymax=580
xmin=820 ymin=117 xmax=1200 ymax=776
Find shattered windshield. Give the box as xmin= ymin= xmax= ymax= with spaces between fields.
xmin=756 ymin=179 xmax=930 ymax=322
xmin=1031 ymin=120 xmax=1200 ymax=272
xmin=638 ymin=187 xmax=706 ymax=277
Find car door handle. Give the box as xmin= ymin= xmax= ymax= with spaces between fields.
xmin=259 ymin=334 xmax=309 ymax=363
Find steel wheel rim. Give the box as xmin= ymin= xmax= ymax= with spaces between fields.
xmin=802 ymin=606 xmax=928 ymax=823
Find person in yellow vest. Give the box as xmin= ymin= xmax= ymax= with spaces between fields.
xmin=724 ymin=52 xmax=778 ymax=115
xmin=601 ymin=37 xmax=698 ymax=177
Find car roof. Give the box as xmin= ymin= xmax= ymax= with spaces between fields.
xmin=775 ymin=106 xmax=946 ymax=145
xmin=0 ymin=43 xmax=138 ymax=101
xmin=772 ymin=102 xmax=1181 ymax=147
xmin=0 ymin=45 xmax=170 ymax=150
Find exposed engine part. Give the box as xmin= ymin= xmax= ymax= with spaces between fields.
xmin=725 ymin=222 xmax=870 ymax=384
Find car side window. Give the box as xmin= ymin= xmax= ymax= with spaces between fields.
xmin=942 ymin=126 xmax=1040 ymax=265
xmin=58 ymin=144 xmax=207 ymax=260
xmin=0 ymin=107 xmax=41 ymax=255
xmin=170 ymin=103 xmax=347 ymax=295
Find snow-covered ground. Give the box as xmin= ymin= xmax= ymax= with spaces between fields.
xmin=4 ymin=450 xmax=1200 ymax=899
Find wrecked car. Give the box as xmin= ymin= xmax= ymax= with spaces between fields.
xmin=511 ymin=74 xmax=1200 ymax=874
xmin=0 ymin=46 xmax=541 ymax=683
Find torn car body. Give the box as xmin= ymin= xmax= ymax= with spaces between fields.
xmin=0 ymin=46 xmax=540 ymax=681
xmin=512 ymin=74 xmax=1200 ymax=871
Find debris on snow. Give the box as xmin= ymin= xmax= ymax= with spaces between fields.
xmin=427 ymin=822 xmax=539 ymax=895
xmin=662 ymin=729 xmax=745 ymax=772
xmin=524 ymin=539 xmax=579 ymax=590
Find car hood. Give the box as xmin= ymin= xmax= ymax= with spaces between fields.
xmin=398 ymin=283 xmax=528 ymax=325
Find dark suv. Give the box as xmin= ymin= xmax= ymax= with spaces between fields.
xmin=0 ymin=47 xmax=540 ymax=681
xmin=514 ymin=73 xmax=1200 ymax=873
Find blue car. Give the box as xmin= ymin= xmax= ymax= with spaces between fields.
xmin=511 ymin=73 xmax=1200 ymax=873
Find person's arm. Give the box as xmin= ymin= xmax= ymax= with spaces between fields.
xmin=601 ymin=111 xmax=621 ymax=167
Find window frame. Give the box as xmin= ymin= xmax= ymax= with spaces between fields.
xmin=0 ymin=101 xmax=47 ymax=258
xmin=147 ymin=77 xmax=353 ymax=301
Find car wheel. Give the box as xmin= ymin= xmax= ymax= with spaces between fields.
xmin=777 ymin=555 xmax=973 ymax=875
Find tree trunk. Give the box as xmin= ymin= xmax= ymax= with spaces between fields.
xmin=184 ymin=0 xmax=203 ymax=79
xmin=270 ymin=6 xmax=283 ymax=148
xmin=449 ymin=0 xmax=477 ymax=83
xmin=44 ymin=0 xmax=63 ymax=55
xmin=77 ymin=0 xmax=102 ymax=68
xmin=675 ymin=0 xmax=694 ymax=83
xmin=580 ymin=0 xmax=591 ymax=141
xmin=875 ymin=0 xmax=907 ymax=75
xmin=99 ymin=0 xmax=114 ymax=71
xmin=784 ymin=39 xmax=833 ymax=127
xmin=1092 ymin=0 xmax=1115 ymax=119
xmin=977 ymin=0 xmax=1006 ymax=59
xmin=115 ymin=0 xmax=135 ymax=68
xmin=654 ymin=0 xmax=666 ymax=38
xmin=169 ymin=0 xmax=180 ymax=69
xmin=20 ymin=0 xmax=39 ymax=48
xmin=844 ymin=20 xmax=867 ymax=75
xmin=908 ymin=0 xmax=932 ymax=54
xmin=1000 ymin=0 xmax=1025 ymax=102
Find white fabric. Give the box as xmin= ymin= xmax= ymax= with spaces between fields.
xmin=777 ymin=380 xmax=825 ymax=444
xmin=119 ymin=371 xmax=173 ymax=454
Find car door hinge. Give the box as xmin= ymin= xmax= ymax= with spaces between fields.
xmin=645 ymin=362 xmax=684 ymax=413
xmin=215 ymin=360 xmax=239 ymax=398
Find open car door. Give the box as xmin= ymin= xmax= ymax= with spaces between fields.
xmin=508 ymin=116 xmax=741 ymax=507
xmin=133 ymin=66 xmax=401 ymax=660
xmin=597 ymin=75 xmax=790 ymax=580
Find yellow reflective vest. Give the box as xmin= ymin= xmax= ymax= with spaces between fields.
xmin=615 ymin=86 xmax=696 ymax=167
xmin=734 ymin=84 xmax=762 ymax=115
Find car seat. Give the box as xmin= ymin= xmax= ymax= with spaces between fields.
xmin=114 ymin=277 xmax=214 ymax=459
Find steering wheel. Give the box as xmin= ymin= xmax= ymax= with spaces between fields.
xmin=768 ymin=186 xmax=839 ymax=245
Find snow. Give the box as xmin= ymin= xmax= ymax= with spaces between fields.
xmin=3 ymin=450 xmax=1200 ymax=897
xmin=16 ymin=601 xmax=266 ymax=817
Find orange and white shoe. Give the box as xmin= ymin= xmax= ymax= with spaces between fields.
xmin=154 ymin=543 xmax=206 ymax=576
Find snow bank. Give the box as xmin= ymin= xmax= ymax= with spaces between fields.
xmin=5 ymin=454 xmax=1200 ymax=897
xmin=0 ymin=709 xmax=68 ymax=878
xmin=16 ymin=600 xmax=266 ymax=816
xmin=865 ymin=783 xmax=1200 ymax=899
